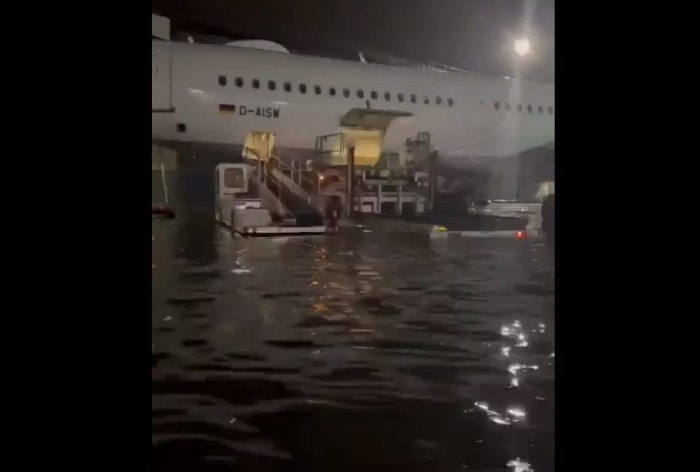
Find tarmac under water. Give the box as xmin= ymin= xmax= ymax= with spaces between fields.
xmin=152 ymin=209 xmax=554 ymax=471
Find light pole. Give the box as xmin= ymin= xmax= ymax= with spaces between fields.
xmin=510 ymin=37 xmax=531 ymax=200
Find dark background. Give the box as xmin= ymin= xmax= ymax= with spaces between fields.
xmin=152 ymin=0 xmax=554 ymax=81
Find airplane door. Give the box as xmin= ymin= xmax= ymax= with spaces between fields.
xmin=152 ymin=44 xmax=172 ymax=111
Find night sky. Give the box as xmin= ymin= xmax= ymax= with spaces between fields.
xmin=152 ymin=0 xmax=554 ymax=82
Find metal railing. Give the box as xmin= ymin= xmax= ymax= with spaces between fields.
xmin=243 ymin=146 xmax=321 ymax=206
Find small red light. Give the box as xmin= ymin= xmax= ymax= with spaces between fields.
xmin=515 ymin=231 xmax=526 ymax=239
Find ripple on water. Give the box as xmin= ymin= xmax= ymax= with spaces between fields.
xmin=152 ymin=224 xmax=554 ymax=471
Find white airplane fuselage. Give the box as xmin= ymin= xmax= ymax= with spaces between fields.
xmin=152 ymin=40 xmax=554 ymax=161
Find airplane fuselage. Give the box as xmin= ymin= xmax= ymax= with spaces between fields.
xmin=152 ymin=41 xmax=554 ymax=160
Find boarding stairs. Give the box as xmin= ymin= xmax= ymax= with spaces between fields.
xmin=244 ymin=147 xmax=324 ymax=227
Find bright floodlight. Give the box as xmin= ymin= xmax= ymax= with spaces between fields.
xmin=514 ymin=38 xmax=531 ymax=57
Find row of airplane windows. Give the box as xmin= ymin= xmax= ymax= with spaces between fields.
xmin=217 ymin=75 xmax=455 ymax=106
xmin=217 ymin=75 xmax=554 ymax=115
xmin=494 ymin=101 xmax=554 ymax=115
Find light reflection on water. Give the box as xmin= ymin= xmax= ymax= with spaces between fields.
xmin=152 ymin=212 xmax=554 ymax=471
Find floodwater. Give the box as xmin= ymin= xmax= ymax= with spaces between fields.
xmin=152 ymin=210 xmax=554 ymax=472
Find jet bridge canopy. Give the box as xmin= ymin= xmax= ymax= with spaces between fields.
xmin=331 ymin=108 xmax=414 ymax=167
xmin=339 ymin=108 xmax=413 ymax=129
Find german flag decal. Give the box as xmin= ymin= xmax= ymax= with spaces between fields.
xmin=219 ymin=104 xmax=236 ymax=114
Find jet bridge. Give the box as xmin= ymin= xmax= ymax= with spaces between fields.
xmin=334 ymin=108 xmax=413 ymax=167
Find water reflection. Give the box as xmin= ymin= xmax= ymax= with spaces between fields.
xmin=152 ymin=221 xmax=554 ymax=471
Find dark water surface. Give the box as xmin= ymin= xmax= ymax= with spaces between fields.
xmin=152 ymin=211 xmax=554 ymax=472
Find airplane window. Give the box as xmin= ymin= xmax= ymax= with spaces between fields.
xmin=357 ymin=89 xmax=364 ymax=99
xmin=505 ymin=103 xmax=511 ymax=111
xmin=423 ymin=96 xmax=430 ymax=105
xmin=548 ymin=106 xmax=554 ymax=115
xmin=252 ymin=79 xmax=260 ymax=89
xmin=538 ymin=105 xmax=543 ymax=114
xmin=314 ymin=85 xmax=322 ymax=95
xmin=398 ymin=93 xmax=404 ymax=102
xmin=218 ymin=75 xmax=227 ymax=86
xmin=518 ymin=104 xmax=523 ymax=112
xmin=494 ymin=101 xmax=500 ymax=110
xmin=370 ymin=91 xmax=378 ymax=100
xmin=410 ymin=94 xmax=416 ymax=103
xmin=329 ymin=87 xmax=337 ymax=96
xmin=268 ymin=80 xmax=276 ymax=91
xmin=436 ymin=96 xmax=442 ymax=105
xmin=299 ymin=83 xmax=307 ymax=94
xmin=527 ymin=104 xmax=533 ymax=113
xmin=447 ymin=98 xmax=454 ymax=106
xmin=343 ymin=88 xmax=350 ymax=98
xmin=284 ymin=82 xmax=292 ymax=92
xmin=235 ymin=77 xmax=244 ymax=87
xmin=384 ymin=91 xmax=391 ymax=101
